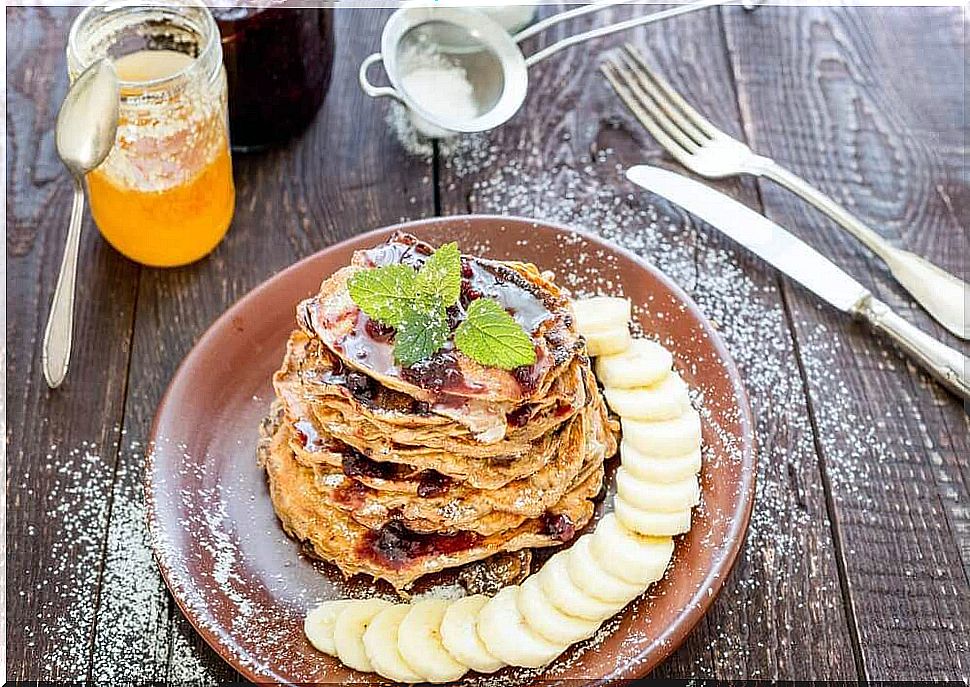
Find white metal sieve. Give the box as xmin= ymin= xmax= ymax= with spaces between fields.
xmin=359 ymin=0 xmax=724 ymax=137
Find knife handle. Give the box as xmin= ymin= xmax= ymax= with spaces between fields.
xmin=856 ymin=296 xmax=970 ymax=401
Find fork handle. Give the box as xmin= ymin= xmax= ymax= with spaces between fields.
xmin=752 ymin=157 xmax=969 ymax=340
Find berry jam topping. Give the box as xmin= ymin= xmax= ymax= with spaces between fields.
xmin=554 ymin=402 xmax=573 ymax=418
xmin=360 ymin=521 xmax=482 ymax=570
xmin=416 ymin=470 xmax=453 ymax=498
xmin=506 ymin=405 xmax=533 ymax=429
xmin=345 ymin=370 xmax=375 ymax=401
xmin=400 ymin=351 xmax=466 ymax=393
xmin=541 ymin=512 xmax=576 ymax=542
xmin=512 ymin=362 xmax=541 ymax=396
xmin=364 ymin=317 xmax=396 ymax=343
xmin=341 ymin=449 xmax=411 ymax=481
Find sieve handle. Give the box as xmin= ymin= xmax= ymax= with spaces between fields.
xmin=523 ymin=0 xmax=723 ymax=68
xmin=514 ymin=0 xmax=639 ymax=43
xmin=359 ymin=53 xmax=404 ymax=102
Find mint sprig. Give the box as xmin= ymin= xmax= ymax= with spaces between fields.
xmin=347 ymin=242 xmax=535 ymax=370
xmin=454 ymin=299 xmax=537 ymax=370
xmin=347 ymin=264 xmax=418 ymax=327
xmin=394 ymin=303 xmax=449 ymax=366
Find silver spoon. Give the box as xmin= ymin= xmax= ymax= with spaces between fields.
xmin=43 ymin=58 xmax=119 ymax=389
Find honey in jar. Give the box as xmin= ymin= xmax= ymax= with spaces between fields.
xmin=68 ymin=1 xmax=235 ymax=267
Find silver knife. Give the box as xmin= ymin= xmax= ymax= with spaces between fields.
xmin=627 ymin=165 xmax=969 ymax=401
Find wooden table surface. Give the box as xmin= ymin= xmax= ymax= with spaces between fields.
xmin=7 ymin=3 xmax=968 ymax=682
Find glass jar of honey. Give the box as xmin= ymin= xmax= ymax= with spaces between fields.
xmin=68 ymin=0 xmax=235 ymax=267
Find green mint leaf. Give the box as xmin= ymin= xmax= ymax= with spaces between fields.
xmin=394 ymin=303 xmax=449 ymax=366
xmin=348 ymin=264 xmax=417 ymax=326
xmin=454 ymin=298 xmax=536 ymax=370
xmin=416 ymin=242 xmax=462 ymax=306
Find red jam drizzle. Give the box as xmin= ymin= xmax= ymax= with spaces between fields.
xmin=540 ymin=512 xmax=576 ymax=542
xmin=340 ymin=233 xmax=561 ymax=396
xmin=359 ymin=521 xmax=482 ymax=570
xmin=416 ymin=470 xmax=453 ymax=498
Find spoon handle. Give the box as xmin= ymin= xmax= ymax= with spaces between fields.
xmin=43 ymin=176 xmax=85 ymax=388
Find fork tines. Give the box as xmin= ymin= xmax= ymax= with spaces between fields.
xmin=601 ymin=44 xmax=724 ymax=160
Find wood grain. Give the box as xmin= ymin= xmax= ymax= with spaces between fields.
xmin=437 ymin=3 xmax=857 ymax=679
xmin=5 ymin=3 xmax=967 ymax=681
xmin=723 ymin=5 xmax=970 ymax=680
xmin=5 ymin=6 xmax=142 ymax=680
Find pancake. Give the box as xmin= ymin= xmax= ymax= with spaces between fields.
xmin=259 ymin=234 xmax=619 ymax=590
xmin=296 ymin=232 xmax=583 ymax=440
xmin=259 ymin=411 xmax=603 ymax=590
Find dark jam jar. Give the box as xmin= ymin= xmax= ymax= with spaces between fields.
xmin=212 ymin=2 xmax=334 ymax=151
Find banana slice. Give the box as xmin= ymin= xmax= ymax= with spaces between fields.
xmin=615 ymin=467 xmax=700 ymax=512
xmin=603 ymin=373 xmax=690 ymax=421
xmin=585 ymin=326 xmax=632 ymax=357
xmin=590 ymin=513 xmax=674 ymax=586
xmin=517 ymin=573 xmax=601 ymax=646
xmin=572 ymin=296 xmax=631 ymax=334
xmin=398 ymin=598 xmax=467 ymax=683
xmin=538 ymin=550 xmax=618 ymax=621
xmin=614 ymin=495 xmax=693 ymax=536
xmin=566 ymin=535 xmax=642 ymax=604
xmin=305 ymin=599 xmax=354 ymax=656
xmin=333 ymin=598 xmax=391 ymax=673
xmin=595 ymin=339 xmax=673 ymax=388
xmin=440 ymin=595 xmax=505 ymax=674
xmin=621 ymin=440 xmax=702 ymax=483
xmin=478 ymin=586 xmax=564 ymax=668
xmin=363 ymin=604 xmax=424 ymax=683
xmin=622 ymin=409 xmax=701 ymax=458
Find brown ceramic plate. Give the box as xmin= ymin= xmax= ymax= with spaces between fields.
xmin=147 ymin=215 xmax=755 ymax=684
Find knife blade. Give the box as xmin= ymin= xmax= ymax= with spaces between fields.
xmin=626 ymin=164 xmax=969 ymax=400
xmin=626 ymin=165 xmax=868 ymax=313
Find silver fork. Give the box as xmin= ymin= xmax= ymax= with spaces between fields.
xmin=603 ymin=44 xmax=968 ymax=341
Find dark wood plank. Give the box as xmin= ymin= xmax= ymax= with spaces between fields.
xmin=84 ymin=7 xmax=436 ymax=680
xmin=722 ymin=5 xmax=970 ymax=680
xmin=437 ymin=3 xmax=857 ymax=679
xmin=4 ymin=6 xmax=143 ymax=680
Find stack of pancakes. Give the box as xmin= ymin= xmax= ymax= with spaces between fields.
xmin=259 ymin=233 xmax=618 ymax=590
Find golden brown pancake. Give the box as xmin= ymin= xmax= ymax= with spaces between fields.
xmin=259 ymin=234 xmax=619 ymax=590
xmin=259 ymin=412 xmax=604 ymax=589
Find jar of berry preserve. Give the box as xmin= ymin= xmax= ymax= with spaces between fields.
xmin=212 ymin=2 xmax=334 ymax=151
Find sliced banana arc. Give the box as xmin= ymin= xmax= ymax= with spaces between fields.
xmin=589 ymin=513 xmax=674 ymax=586
xmin=517 ymin=573 xmax=601 ymax=646
xmin=305 ymin=312 xmax=708 ymax=681
xmin=621 ymin=440 xmax=702 ymax=484
xmin=478 ymin=586 xmax=563 ymax=668
xmin=585 ymin=326 xmax=632 ymax=357
xmin=616 ymin=467 xmax=700 ymax=513
xmin=596 ymin=339 xmax=673 ymax=388
xmin=566 ymin=535 xmax=642 ymax=604
xmin=603 ymin=373 xmax=690 ymax=421
xmin=363 ymin=604 xmax=424 ymax=683
xmin=572 ymin=296 xmax=631 ymax=334
xmin=333 ymin=598 xmax=391 ymax=673
xmin=440 ymin=594 xmax=505 ymax=674
xmin=615 ymin=496 xmax=693 ymax=537
xmin=304 ymin=599 xmax=353 ymax=656
xmin=622 ymin=410 xmax=702 ymax=458
xmin=398 ymin=598 xmax=468 ymax=683
xmin=538 ymin=551 xmax=618 ymax=621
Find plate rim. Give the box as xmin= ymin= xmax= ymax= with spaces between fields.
xmin=146 ymin=214 xmax=757 ymax=684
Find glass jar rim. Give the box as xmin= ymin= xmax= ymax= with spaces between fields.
xmin=67 ymin=0 xmax=221 ymax=90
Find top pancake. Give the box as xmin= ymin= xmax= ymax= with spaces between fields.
xmin=297 ymin=233 xmax=582 ymax=433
